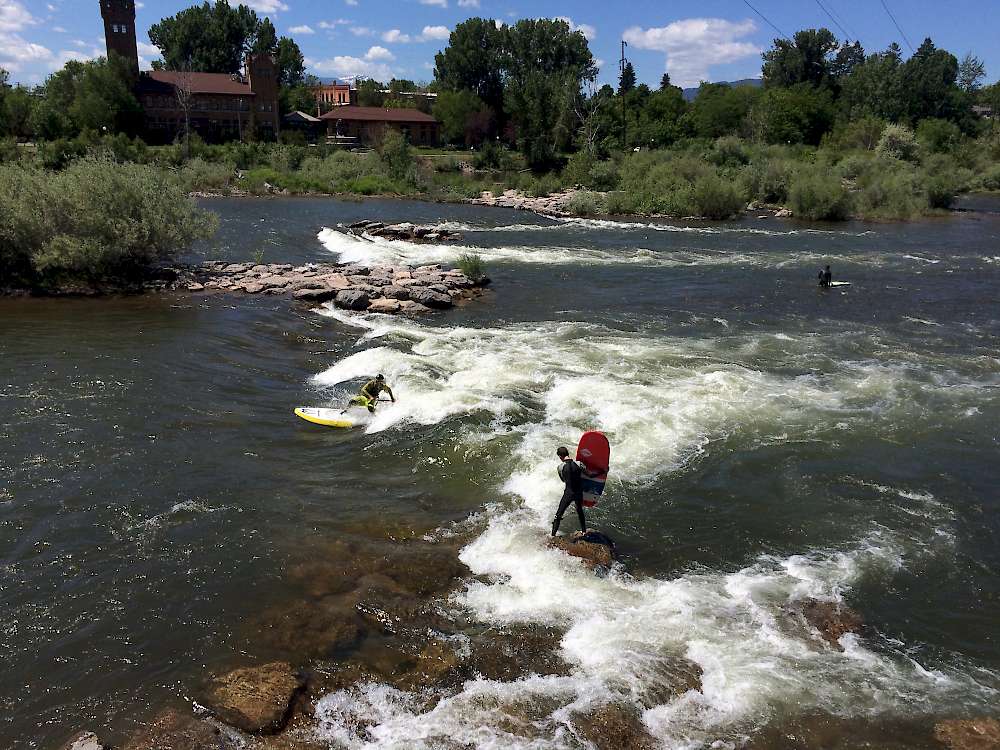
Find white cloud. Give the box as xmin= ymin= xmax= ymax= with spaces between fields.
xmin=457 ymin=0 xmax=479 ymax=6
xmin=137 ymin=40 xmax=161 ymax=66
xmin=241 ymin=0 xmax=289 ymax=12
xmin=381 ymin=26 xmax=450 ymax=44
xmin=318 ymin=19 xmax=351 ymax=29
xmin=556 ymin=16 xmax=596 ymax=41
xmin=306 ymin=54 xmax=394 ymax=81
xmin=0 ymin=32 xmax=51 ymax=71
xmin=364 ymin=45 xmax=394 ymax=61
xmin=0 ymin=0 xmax=37 ymax=32
xmin=349 ymin=26 xmax=373 ymax=36
xmin=289 ymin=24 xmax=314 ymax=34
xmin=345 ymin=0 xmax=358 ymax=5
xmin=52 ymin=25 xmax=66 ymax=33
xmin=420 ymin=25 xmax=450 ymax=41
xmin=420 ymin=0 xmax=447 ymax=6
xmin=623 ymin=18 xmax=759 ymax=87
xmin=381 ymin=29 xmax=411 ymax=43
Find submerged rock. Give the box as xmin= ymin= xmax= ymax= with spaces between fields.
xmin=793 ymin=599 xmax=863 ymax=649
xmin=571 ymin=703 xmax=657 ymax=750
xmin=203 ymin=662 xmax=306 ymax=734
xmin=935 ymin=718 xmax=1000 ymax=750
xmin=123 ymin=709 xmax=240 ymax=750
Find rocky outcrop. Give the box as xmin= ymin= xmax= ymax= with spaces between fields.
xmin=547 ymin=531 xmax=615 ymax=569
xmin=935 ymin=718 xmax=1000 ymax=750
xmin=146 ymin=261 xmax=488 ymax=314
xmin=123 ymin=708 xmax=241 ymax=750
xmin=202 ymin=662 xmax=306 ymax=734
xmin=793 ymin=599 xmax=863 ymax=649
xmin=347 ymin=220 xmax=462 ymax=243
xmin=572 ymin=703 xmax=658 ymax=750
xmin=468 ymin=188 xmax=597 ymax=217
xmin=60 ymin=732 xmax=104 ymax=750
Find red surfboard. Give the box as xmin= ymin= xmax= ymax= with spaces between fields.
xmin=576 ymin=431 xmax=610 ymax=508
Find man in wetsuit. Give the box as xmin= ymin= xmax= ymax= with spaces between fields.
xmin=347 ymin=374 xmax=395 ymax=413
xmin=818 ymin=265 xmax=833 ymax=287
xmin=552 ymin=446 xmax=588 ymax=536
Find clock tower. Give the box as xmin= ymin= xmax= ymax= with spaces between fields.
xmin=100 ymin=0 xmax=139 ymax=76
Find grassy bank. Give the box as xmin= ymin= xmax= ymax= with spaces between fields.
xmin=3 ymin=125 xmax=1000 ymax=224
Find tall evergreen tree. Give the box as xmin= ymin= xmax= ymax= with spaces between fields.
xmin=618 ymin=62 xmax=636 ymax=95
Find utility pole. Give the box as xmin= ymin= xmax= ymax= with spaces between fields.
xmin=620 ymin=40 xmax=628 ymax=151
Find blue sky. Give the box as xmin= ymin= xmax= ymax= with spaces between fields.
xmin=2 ymin=0 xmax=998 ymax=88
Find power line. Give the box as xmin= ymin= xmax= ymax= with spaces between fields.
xmin=823 ymin=0 xmax=860 ymax=43
xmin=879 ymin=0 xmax=915 ymax=53
xmin=741 ymin=0 xmax=790 ymax=41
xmin=813 ymin=0 xmax=851 ymax=41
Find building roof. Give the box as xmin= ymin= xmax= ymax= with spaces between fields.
xmin=140 ymin=70 xmax=255 ymax=96
xmin=284 ymin=110 xmax=321 ymax=123
xmin=318 ymin=106 xmax=438 ymax=124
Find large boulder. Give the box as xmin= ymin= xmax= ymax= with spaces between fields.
xmin=203 ymin=662 xmax=305 ymax=734
xmin=368 ymin=298 xmax=402 ymax=314
xmin=547 ymin=531 xmax=615 ymax=569
xmin=935 ymin=718 xmax=1000 ymax=750
xmin=572 ymin=703 xmax=657 ymax=750
xmin=334 ymin=289 xmax=370 ymax=311
xmin=408 ymin=288 xmax=453 ymax=310
xmin=61 ymin=732 xmax=104 ymax=750
xmin=293 ymin=287 xmax=338 ymax=303
xmin=382 ymin=285 xmax=410 ymax=300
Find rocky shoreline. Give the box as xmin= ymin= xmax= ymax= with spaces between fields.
xmin=159 ymin=255 xmax=488 ymax=315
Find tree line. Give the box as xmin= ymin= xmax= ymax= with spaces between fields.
xmin=428 ymin=19 xmax=999 ymax=167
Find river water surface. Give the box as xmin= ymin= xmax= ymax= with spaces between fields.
xmin=2 ymin=197 xmax=999 ymax=748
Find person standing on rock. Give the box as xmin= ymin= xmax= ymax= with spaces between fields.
xmin=345 ymin=374 xmax=395 ymax=414
xmin=818 ymin=265 xmax=833 ymax=288
xmin=552 ymin=447 xmax=588 ymax=536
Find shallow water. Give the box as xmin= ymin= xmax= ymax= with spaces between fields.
xmin=2 ymin=197 xmax=1000 ymax=748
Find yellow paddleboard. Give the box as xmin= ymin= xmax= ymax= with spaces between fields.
xmin=295 ymin=407 xmax=355 ymax=428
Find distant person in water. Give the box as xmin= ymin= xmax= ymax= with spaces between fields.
xmin=346 ymin=374 xmax=395 ymax=413
xmin=552 ymin=446 xmax=587 ymax=536
xmin=818 ymin=265 xmax=833 ymax=288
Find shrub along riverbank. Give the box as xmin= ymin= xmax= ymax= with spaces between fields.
xmin=6 ymin=122 xmax=998 ymax=224
xmin=0 ymin=155 xmax=217 ymax=291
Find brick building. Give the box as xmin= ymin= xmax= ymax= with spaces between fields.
xmin=314 ymin=82 xmax=355 ymax=111
xmin=99 ymin=0 xmax=280 ymax=143
xmin=319 ymin=106 xmax=440 ymax=147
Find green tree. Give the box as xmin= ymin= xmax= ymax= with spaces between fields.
xmin=682 ymin=83 xmax=760 ymax=139
xmin=149 ymin=1 xmax=268 ymax=73
xmin=275 ymin=37 xmax=304 ymax=87
xmin=4 ymin=87 xmax=35 ymax=139
xmin=830 ymin=41 xmax=865 ymax=81
xmin=632 ymin=86 xmax=687 ymax=148
xmin=762 ymin=28 xmax=840 ymax=89
xmin=433 ymin=18 xmax=506 ymax=117
xmin=957 ymin=53 xmax=986 ymax=93
xmin=252 ymin=17 xmax=277 ymax=55
xmin=901 ymin=38 xmax=962 ymax=123
xmin=30 ymin=55 xmax=142 ymax=139
xmin=433 ymin=89 xmax=493 ymax=146
xmin=659 ymin=72 xmax=673 ymax=91
xmin=502 ymin=18 xmax=597 ymax=167
xmin=750 ymin=83 xmax=835 ymax=144
xmin=839 ymin=43 xmax=907 ymax=123
xmin=356 ymin=78 xmax=386 ymax=107
xmin=279 ymin=74 xmax=320 ymax=114
xmin=619 ymin=62 xmax=636 ymax=95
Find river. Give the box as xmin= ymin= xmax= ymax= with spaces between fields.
xmin=1 ymin=197 xmax=999 ymax=748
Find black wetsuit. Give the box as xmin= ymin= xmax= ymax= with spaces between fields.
xmin=819 ymin=269 xmax=832 ymax=287
xmin=552 ymin=458 xmax=587 ymax=536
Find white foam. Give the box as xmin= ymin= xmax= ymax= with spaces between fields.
xmin=311 ymin=310 xmax=998 ymax=747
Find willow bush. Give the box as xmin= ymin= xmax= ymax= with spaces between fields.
xmin=0 ymin=155 xmax=217 ymax=288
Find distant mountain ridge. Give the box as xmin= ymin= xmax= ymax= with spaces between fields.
xmin=682 ymin=78 xmax=763 ymax=102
